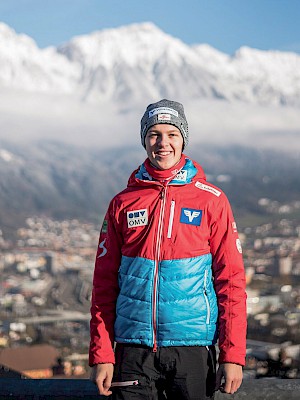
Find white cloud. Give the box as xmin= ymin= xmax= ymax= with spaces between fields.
xmin=1 ymin=90 xmax=300 ymax=153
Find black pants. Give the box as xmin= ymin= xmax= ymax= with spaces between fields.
xmin=111 ymin=344 xmax=216 ymax=400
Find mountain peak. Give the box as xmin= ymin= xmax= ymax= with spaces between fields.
xmin=1 ymin=21 xmax=300 ymax=107
xmin=110 ymin=21 xmax=163 ymax=34
xmin=57 ymin=21 xmax=188 ymax=69
xmin=0 ymin=21 xmax=37 ymax=49
xmin=0 ymin=21 xmax=18 ymax=37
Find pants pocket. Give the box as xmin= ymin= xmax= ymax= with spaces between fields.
xmin=111 ymin=376 xmax=154 ymax=400
xmin=111 ymin=379 xmax=139 ymax=388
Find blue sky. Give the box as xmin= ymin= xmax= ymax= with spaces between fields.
xmin=1 ymin=0 xmax=300 ymax=54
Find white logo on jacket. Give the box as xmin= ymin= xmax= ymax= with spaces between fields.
xmin=174 ymin=170 xmax=187 ymax=181
xmin=142 ymin=171 xmax=153 ymax=181
xmin=232 ymin=222 xmax=238 ymax=233
xmin=184 ymin=210 xmax=201 ymax=222
xmin=97 ymin=239 xmax=107 ymax=258
xmin=236 ymin=238 xmax=243 ymax=254
xmin=195 ymin=181 xmax=221 ymax=197
xmin=127 ymin=209 xmax=148 ymax=228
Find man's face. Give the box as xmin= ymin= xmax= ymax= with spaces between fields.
xmin=145 ymin=124 xmax=183 ymax=170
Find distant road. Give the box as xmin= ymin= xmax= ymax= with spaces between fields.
xmin=17 ymin=311 xmax=90 ymax=324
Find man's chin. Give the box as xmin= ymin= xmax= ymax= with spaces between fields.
xmin=155 ymin=161 xmax=176 ymax=170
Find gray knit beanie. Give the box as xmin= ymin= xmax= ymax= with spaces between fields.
xmin=140 ymin=99 xmax=189 ymax=148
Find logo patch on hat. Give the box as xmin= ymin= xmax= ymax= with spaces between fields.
xmin=180 ymin=208 xmax=202 ymax=226
xmin=127 ymin=209 xmax=148 ymax=228
xmin=158 ymin=113 xmax=171 ymax=121
xmin=149 ymin=107 xmax=179 ymax=118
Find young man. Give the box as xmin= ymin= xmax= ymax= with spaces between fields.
xmin=90 ymin=99 xmax=247 ymax=399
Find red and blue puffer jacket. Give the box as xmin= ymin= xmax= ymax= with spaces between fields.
xmin=89 ymin=155 xmax=247 ymax=366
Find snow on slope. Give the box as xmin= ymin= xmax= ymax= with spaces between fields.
xmin=1 ymin=21 xmax=300 ymax=106
xmin=0 ymin=22 xmax=79 ymax=93
xmin=0 ymin=21 xmax=300 ymax=151
xmin=193 ymin=44 xmax=300 ymax=106
xmin=57 ymin=22 xmax=215 ymax=103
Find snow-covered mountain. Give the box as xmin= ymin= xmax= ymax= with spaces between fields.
xmin=0 ymin=22 xmax=79 ymax=94
xmin=1 ymin=21 xmax=300 ymax=107
xmin=1 ymin=21 xmax=300 ymax=152
xmin=1 ymin=22 xmax=300 ymax=233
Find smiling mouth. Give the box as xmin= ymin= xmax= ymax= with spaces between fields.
xmin=155 ymin=151 xmax=173 ymax=157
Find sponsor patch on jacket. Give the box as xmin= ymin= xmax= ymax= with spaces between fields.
xmin=127 ymin=209 xmax=148 ymax=228
xmin=174 ymin=169 xmax=187 ymax=182
xmin=101 ymin=219 xmax=108 ymax=233
xmin=148 ymin=107 xmax=178 ymax=118
xmin=180 ymin=208 xmax=202 ymax=226
xmin=236 ymin=238 xmax=243 ymax=254
xmin=232 ymin=221 xmax=238 ymax=233
xmin=195 ymin=181 xmax=221 ymax=197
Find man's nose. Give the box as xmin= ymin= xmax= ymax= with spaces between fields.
xmin=158 ymin=135 xmax=169 ymax=147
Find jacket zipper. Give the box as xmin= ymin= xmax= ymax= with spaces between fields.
xmin=204 ymin=269 xmax=211 ymax=324
xmin=167 ymin=200 xmax=175 ymax=238
xmin=206 ymin=346 xmax=216 ymax=374
xmin=152 ymin=185 xmax=168 ymax=352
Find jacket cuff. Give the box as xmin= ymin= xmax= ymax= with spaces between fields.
xmin=218 ymin=350 xmax=246 ymax=366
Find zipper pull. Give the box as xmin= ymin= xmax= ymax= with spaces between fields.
xmin=111 ymin=380 xmax=139 ymax=387
xmin=160 ymin=188 xmax=165 ymax=199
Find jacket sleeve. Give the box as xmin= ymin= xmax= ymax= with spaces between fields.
xmin=209 ymin=194 xmax=247 ymax=366
xmin=89 ymin=200 xmax=122 ymax=366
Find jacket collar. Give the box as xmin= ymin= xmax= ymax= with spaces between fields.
xmin=133 ymin=155 xmax=200 ymax=185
